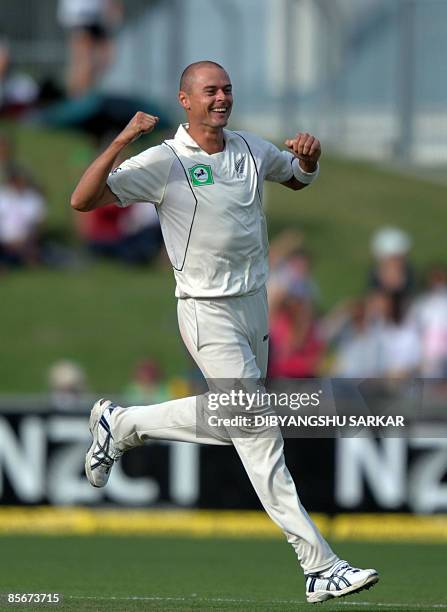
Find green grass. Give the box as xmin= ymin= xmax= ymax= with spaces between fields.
xmin=1 ymin=123 xmax=447 ymax=391
xmin=0 ymin=263 xmax=185 ymax=392
xmin=0 ymin=536 xmax=445 ymax=611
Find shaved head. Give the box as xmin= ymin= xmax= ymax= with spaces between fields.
xmin=179 ymin=60 xmax=227 ymax=92
xmin=177 ymin=60 xmax=233 ymax=134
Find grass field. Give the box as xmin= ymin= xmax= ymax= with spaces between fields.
xmin=1 ymin=123 xmax=447 ymax=392
xmin=0 ymin=536 xmax=445 ymax=611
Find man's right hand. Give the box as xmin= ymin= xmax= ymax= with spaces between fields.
xmin=114 ymin=112 xmax=160 ymax=147
xmin=71 ymin=111 xmax=159 ymax=212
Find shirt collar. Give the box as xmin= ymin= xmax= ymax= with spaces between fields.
xmin=174 ymin=123 xmax=231 ymax=151
xmin=174 ymin=124 xmax=201 ymax=149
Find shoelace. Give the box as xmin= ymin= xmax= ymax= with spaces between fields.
xmin=330 ymin=561 xmax=351 ymax=575
xmin=91 ymin=430 xmax=122 ymax=471
xmin=306 ymin=560 xmax=356 ymax=581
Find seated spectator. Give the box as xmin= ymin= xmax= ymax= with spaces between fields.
xmin=0 ymin=164 xmax=46 ymax=267
xmin=76 ymin=200 xmax=163 ymax=265
xmin=76 ymin=201 xmax=130 ymax=259
xmin=123 ymin=359 xmax=170 ymax=404
xmin=334 ymin=290 xmax=421 ymax=379
xmin=269 ymin=246 xmax=319 ymax=309
xmin=120 ymin=202 xmax=163 ymax=265
xmin=408 ymin=264 xmax=447 ymax=377
xmin=331 ymin=296 xmax=384 ymax=377
xmin=269 ymin=231 xmax=320 ymax=312
xmin=58 ymin=0 xmax=122 ymax=97
xmin=48 ymin=359 xmax=88 ymax=411
xmin=268 ymin=281 xmax=324 ymax=379
xmin=368 ymin=226 xmax=414 ymax=303
xmin=371 ymin=291 xmax=421 ymax=378
xmin=0 ymin=38 xmax=39 ymax=116
xmin=269 ymin=229 xmax=305 ymax=270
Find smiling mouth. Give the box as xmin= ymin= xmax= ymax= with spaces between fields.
xmin=210 ymin=107 xmax=229 ymax=114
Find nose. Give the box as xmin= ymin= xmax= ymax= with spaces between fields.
xmin=217 ymin=88 xmax=232 ymax=101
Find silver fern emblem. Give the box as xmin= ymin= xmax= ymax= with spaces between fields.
xmin=234 ymin=155 xmax=246 ymax=175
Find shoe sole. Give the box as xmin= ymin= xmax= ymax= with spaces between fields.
xmin=85 ymin=399 xmax=107 ymax=488
xmin=306 ymin=572 xmax=379 ymax=603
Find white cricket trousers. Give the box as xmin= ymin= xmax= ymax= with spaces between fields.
xmin=110 ymin=287 xmax=337 ymax=574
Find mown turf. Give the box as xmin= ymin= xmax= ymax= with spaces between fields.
xmin=0 ymin=536 xmax=445 ymax=611
xmin=0 ymin=263 xmax=184 ymax=392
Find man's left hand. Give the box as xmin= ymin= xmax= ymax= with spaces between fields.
xmin=285 ymin=133 xmax=321 ymax=173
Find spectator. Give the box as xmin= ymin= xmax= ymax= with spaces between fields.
xmin=268 ymin=233 xmax=323 ymax=378
xmin=48 ymin=359 xmax=88 ymax=410
xmin=368 ymin=226 xmax=414 ymax=302
xmin=120 ymin=201 xmax=164 ymax=265
xmin=269 ymin=229 xmax=305 ymax=270
xmin=58 ymin=0 xmax=123 ymax=97
xmin=331 ymin=296 xmax=384 ymax=377
xmin=269 ymin=231 xmax=320 ymax=311
xmin=0 ymin=164 xmax=46 ymax=267
xmin=269 ymin=246 xmax=319 ymax=309
xmin=76 ymin=201 xmax=130 ymax=259
xmin=0 ymin=38 xmax=39 ymax=116
xmin=268 ymin=281 xmax=324 ymax=378
xmin=408 ymin=264 xmax=447 ymax=377
xmin=123 ymin=359 xmax=170 ymax=404
xmin=333 ymin=290 xmax=421 ymax=379
xmin=76 ymin=200 xmax=163 ymax=265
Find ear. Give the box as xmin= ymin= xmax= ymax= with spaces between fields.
xmin=178 ymin=91 xmax=191 ymax=111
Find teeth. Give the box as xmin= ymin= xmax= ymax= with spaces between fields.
xmin=212 ymin=108 xmax=227 ymax=112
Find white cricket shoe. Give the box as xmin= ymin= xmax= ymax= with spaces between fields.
xmin=306 ymin=559 xmax=379 ymax=603
xmin=85 ymin=398 xmax=122 ymax=488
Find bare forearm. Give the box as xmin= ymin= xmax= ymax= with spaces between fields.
xmin=70 ymin=139 xmax=126 ymax=212
xmin=70 ymin=111 xmax=159 ymax=212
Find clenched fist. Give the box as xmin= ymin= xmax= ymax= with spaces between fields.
xmin=115 ymin=112 xmax=159 ymax=146
xmin=285 ymin=132 xmax=321 ymax=173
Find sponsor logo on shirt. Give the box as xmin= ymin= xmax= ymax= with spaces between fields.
xmin=188 ymin=164 xmax=214 ymax=186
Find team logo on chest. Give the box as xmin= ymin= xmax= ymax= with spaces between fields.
xmin=234 ymin=155 xmax=246 ymax=176
xmin=188 ymin=164 xmax=214 ymax=186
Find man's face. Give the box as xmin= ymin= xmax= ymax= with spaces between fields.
xmin=179 ymin=66 xmax=233 ymax=128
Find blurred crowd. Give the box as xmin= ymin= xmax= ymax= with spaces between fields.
xmin=47 ymin=356 xmax=202 ymax=411
xmin=46 ymin=224 xmax=447 ymax=410
xmin=1 ymin=2 xmax=445 ymax=399
xmin=0 ymin=135 xmax=46 ymax=268
xmin=0 ymin=1 xmax=164 ymax=273
xmin=267 ymin=227 xmax=447 ymax=380
xmin=0 ymin=1 xmax=121 ymax=116
xmin=0 ymin=129 xmax=164 ymax=271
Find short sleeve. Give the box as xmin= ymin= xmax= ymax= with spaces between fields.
xmin=263 ymin=141 xmax=295 ymax=183
xmin=235 ymin=132 xmax=295 ymax=184
xmin=107 ymin=144 xmax=174 ymax=208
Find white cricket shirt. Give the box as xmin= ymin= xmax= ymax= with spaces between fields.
xmin=107 ymin=124 xmax=297 ymax=298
